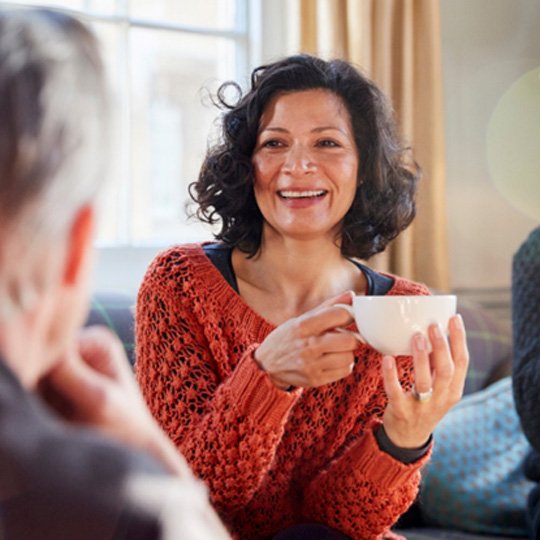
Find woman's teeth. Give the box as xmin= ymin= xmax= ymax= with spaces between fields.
xmin=278 ymin=190 xmax=326 ymax=199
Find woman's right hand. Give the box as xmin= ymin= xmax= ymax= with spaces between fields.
xmin=254 ymin=292 xmax=359 ymax=390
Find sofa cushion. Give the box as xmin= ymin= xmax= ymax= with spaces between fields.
xmin=418 ymin=377 xmax=532 ymax=537
xmin=398 ymin=528 xmax=525 ymax=540
xmin=457 ymin=299 xmax=512 ymax=395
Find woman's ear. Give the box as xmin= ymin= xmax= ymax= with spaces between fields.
xmin=63 ymin=204 xmax=95 ymax=286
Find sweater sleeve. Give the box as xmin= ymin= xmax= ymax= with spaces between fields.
xmin=135 ymin=253 xmax=301 ymax=513
xmin=302 ymin=420 xmax=429 ymax=538
xmin=512 ymin=227 xmax=540 ymax=451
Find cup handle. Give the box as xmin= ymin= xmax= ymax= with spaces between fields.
xmin=334 ymin=303 xmax=366 ymax=344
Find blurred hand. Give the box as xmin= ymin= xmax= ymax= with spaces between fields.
xmin=381 ymin=314 xmax=469 ymax=449
xmin=41 ymin=325 xmax=188 ymax=476
xmin=254 ymin=291 xmax=359 ymax=390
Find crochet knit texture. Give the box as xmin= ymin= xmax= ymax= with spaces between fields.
xmin=136 ymin=244 xmax=431 ymax=540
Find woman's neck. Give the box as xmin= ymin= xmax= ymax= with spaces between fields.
xmin=232 ymin=233 xmax=366 ymax=325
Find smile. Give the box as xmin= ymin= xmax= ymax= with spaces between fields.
xmin=278 ymin=190 xmax=327 ymax=199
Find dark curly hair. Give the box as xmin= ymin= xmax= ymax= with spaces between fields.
xmin=189 ymin=54 xmax=420 ymax=259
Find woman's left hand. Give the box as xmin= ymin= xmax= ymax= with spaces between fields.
xmin=381 ymin=314 xmax=469 ymax=449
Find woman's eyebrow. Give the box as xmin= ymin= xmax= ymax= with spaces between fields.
xmin=260 ymin=126 xmax=347 ymax=134
xmin=312 ymin=126 xmax=348 ymax=134
xmin=260 ymin=127 xmax=289 ymax=133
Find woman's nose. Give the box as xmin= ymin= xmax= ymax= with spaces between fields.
xmin=282 ymin=144 xmax=317 ymax=175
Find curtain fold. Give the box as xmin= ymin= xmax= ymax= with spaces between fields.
xmin=295 ymin=0 xmax=449 ymax=290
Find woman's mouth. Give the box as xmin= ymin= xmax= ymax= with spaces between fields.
xmin=278 ymin=190 xmax=327 ymax=199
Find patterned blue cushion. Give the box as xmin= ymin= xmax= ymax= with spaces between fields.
xmin=419 ymin=377 xmax=533 ymax=536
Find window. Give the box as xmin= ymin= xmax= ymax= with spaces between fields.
xmin=5 ymin=1 xmax=292 ymax=293
xmin=6 ymin=0 xmax=258 ymax=247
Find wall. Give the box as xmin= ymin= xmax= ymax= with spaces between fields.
xmin=441 ymin=0 xmax=540 ymax=290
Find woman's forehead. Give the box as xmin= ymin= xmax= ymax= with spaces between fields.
xmin=258 ymin=89 xmax=352 ymax=133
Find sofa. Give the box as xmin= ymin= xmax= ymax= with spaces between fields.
xmin=86 ymin=292 xmax=527 ymax=539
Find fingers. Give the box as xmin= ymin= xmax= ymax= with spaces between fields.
xmin=382 ymin=315 xmax=469 ymax=449
xmin=386 ymin=320 xmax=463 ymax=403
xmin=78 ymin=325 xmax=131 ymax=383
xmin=45 ymin=355 xmax=107 ymax=422
xmin=315 ymin=351 xmax=355 ymax=373
xmin=43 ymin=325 xmax=132 ymax=422
xmin=447 ymin=314 xmax=469 ymax=400
xmin=282 ymin=351 xmax=355 ymax=387
xmin=410 ymin=314 xmax=468 ymax=401
xmin=296 ymin=303 xmax=355 ymax=338
xmin=313 ymin=331 xmax=359 ymax=354
xmin=411 ymin=334 xmax=432 ymax=395
xmin=257 ymin=292 xmax=359 ymax=390
xmin=318 ymin=362 xmax=355 ymax=385
xmin=382 ymin=355 xmax=404 ymax=404
xmin=428 ymin=321 xmax=457 ymax=396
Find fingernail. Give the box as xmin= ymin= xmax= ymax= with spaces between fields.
xmin=432 ymin=323 xmax=443 ymax=339
xmin=453 ymin=313 xmax=464 ymax=330
xmin=383 ymin=356 xmax=393 ymax=370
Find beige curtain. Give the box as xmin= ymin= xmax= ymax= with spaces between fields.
xmin=295 ymin=0 xmax=449 ymax=290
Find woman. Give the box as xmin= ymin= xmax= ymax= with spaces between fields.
xmin=136 ymin=54 xmax=469 ymax=539
xmin=0 ymin=8 xmax=228 ymax=539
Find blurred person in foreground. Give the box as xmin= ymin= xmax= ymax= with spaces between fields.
xmin=512 ymin=226 xmax=540 ymax=540
xmin=0 ymin=7 xmax=229 ymax=539
xmin=136 ymin=54 xmax=470 ymax=539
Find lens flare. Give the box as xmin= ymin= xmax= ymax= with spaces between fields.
xmin=486 ymin=67 xmax=540 ymax=220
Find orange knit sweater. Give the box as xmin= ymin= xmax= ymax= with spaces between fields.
xmin=135 ymin=243 xmax=432 ymax=540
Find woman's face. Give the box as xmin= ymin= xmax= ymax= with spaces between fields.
xmin=252 ymin=89 xmax=359 ymax=244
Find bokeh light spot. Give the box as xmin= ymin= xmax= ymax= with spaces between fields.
xmin=486 ymin=67 xmax=540 ymax=220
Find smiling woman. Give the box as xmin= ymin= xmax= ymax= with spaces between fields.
xmin=191 ymin=54 xmax=418 ymax=261
xmin=135 ymin=54 xmax=470 ymax=540
xmin=252 ymin=90 xmax=358 ymax=243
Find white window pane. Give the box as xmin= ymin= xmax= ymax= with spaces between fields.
xmin=2 ymin=0 xmax=85 ymax=9
xmin=3 ymin=0 xmax=250 ymax=248
xmin=130 ymin=0 xmax=238 ymax=30
xmin=2 ymin=1 xmax=118 ymax=19
xmin=90 ymin=21 xmax=128 ymax=245
xmin=86 ymin=1 xmax=118 ymax=16
xmin=129 ymin=28 xmax=235 ymax=244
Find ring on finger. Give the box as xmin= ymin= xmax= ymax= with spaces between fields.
xmin=413 ymin=386 xmax=433 ymax=402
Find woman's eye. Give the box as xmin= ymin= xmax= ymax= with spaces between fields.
xmin=261 ymin=139 xmax=284 ymax=148
xmin=317 ymin=139 xmax=340 ymax=148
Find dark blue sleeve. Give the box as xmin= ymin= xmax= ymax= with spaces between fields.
xmin=512 ymin=227 xmax=540 ymax=451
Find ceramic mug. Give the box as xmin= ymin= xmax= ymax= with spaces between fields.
xmin=337 ymin=295 xmax=457 ymax=356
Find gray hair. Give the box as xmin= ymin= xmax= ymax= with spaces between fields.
xmin=0 ymin=7 xmax=109 ymax=239
xmin=0 ymin=8 xmax=109 ymax=319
